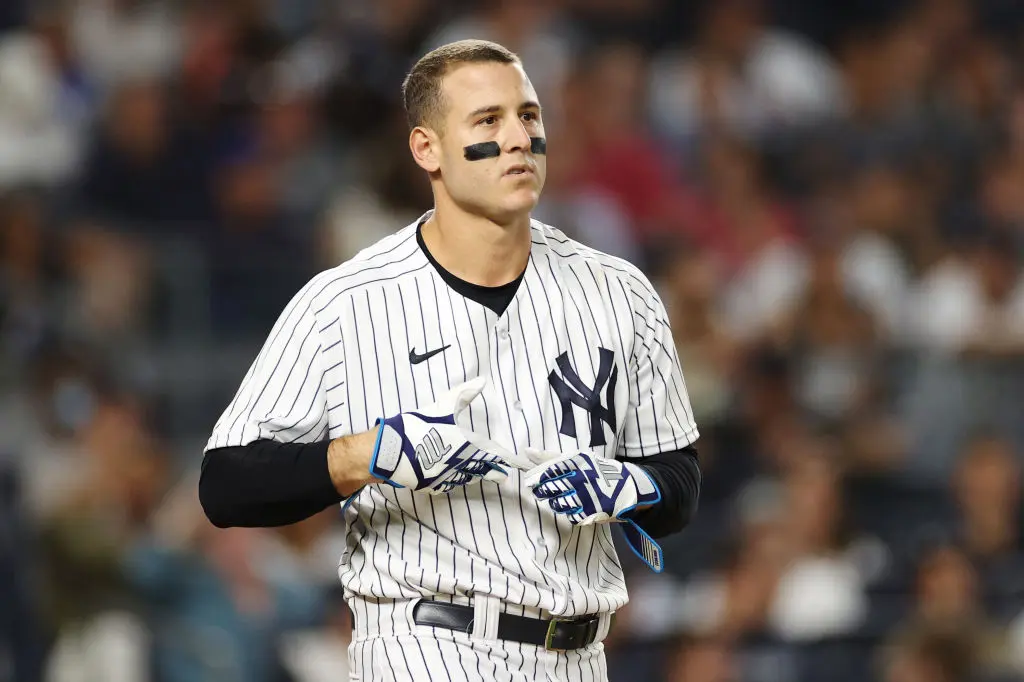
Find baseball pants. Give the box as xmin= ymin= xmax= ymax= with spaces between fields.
xmin=347 ymin=596 xmax=612 ymax=681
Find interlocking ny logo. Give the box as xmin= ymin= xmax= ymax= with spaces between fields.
xmin=548 ymin=348 xmax=618 ymax=447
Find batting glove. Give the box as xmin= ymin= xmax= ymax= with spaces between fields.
xmin=370 ymin=377 xmax=515 ymax=494
xmin=524 ymin=449 xmax=665 ymax=572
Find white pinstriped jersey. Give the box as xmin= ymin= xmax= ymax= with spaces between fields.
xmin=205 ymin=213 xmax=699 ymax=619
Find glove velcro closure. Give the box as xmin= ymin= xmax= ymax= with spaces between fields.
xmin=369 ymin=421 xmax=405 ymax=484
xmin=623 ymin=461 xmax=661 ymax=507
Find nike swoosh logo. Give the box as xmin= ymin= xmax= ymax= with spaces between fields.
xmin=409 ymin=344 xmax=451 ymax=365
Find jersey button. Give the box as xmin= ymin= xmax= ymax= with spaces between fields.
xmin=513 ymin=400 xmax=523 ymax=411
xmin=499 ymin=329 xmax=510 ymax=341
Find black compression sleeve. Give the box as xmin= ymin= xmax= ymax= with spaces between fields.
xmin=625 ymin=445 xmax=702 ymax=538
xmin=199 ymin=439 xmax=346 ymax=528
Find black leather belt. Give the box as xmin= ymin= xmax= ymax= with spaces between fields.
xmin=412 ymin=600 xmax=601 ymax=651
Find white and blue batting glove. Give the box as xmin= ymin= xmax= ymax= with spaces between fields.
xmin=370 ymin=377 xmax=515 ymax=494
xmin=523 ymin=449 xmax=665 ymax=572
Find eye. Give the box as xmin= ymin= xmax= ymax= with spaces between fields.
xmin=479 ymin=115 xmax=497 ymax=126
xmin=521 ymin=111 xmax=538 ymax=122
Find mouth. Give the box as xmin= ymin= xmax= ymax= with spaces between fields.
xmin=504 ymin=164 xmax=534 ymax=177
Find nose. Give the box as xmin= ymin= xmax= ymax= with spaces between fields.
xmin=503 ymin=117 xmax=532 ymax=154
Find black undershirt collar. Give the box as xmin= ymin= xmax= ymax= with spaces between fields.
xmin=416 ymin=221 xmax=526 ymax=315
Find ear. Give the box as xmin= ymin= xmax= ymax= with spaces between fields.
xmin=409 ymin=126 xmax=441 ymax=173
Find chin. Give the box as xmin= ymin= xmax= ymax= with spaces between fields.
xmin=502 ymin=189 xmax=542 ymax=215
xmin=455 ymin=188 xmax=542 ymax=225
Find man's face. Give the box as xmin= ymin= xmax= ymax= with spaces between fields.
xmin=426 ymin=61 xmax=546 ymax=223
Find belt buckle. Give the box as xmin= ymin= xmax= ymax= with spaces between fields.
xmin=544 ymin=616 xmax=600 ymax=652
xmin=544 ymin=618 xmax=569 ymax=652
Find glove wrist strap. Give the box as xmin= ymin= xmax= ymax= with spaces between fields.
xmin=621 ymin=520 xmax=664 ymax=573
xmin=369 ymin=419 xmax=405 ymax=487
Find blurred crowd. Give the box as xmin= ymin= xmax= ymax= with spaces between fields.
xmin=2 ymin=0 xmax=1024 ymax=681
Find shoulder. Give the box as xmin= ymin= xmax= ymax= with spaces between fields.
xmin=300 ymin=219 xmax=427 ymax=317
xmin=531 ymin=218 xmax=663 ymax=310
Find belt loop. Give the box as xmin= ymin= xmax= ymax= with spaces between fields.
xmin=471 ymin=594 xmax=501 ymax=642
xmin=593 ymin=613 xmax=612 ymax=643
xmin=405 ymin=597 xmax=424 ymax=631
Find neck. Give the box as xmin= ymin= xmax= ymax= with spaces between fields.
xmin=421 ymin=202 xmax=532 ymax=287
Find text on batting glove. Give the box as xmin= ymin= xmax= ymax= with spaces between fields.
xmin=523 ymin=450 xmax=661 ymax=526
xmin=369 ymin=377 xmax=518 ymax=494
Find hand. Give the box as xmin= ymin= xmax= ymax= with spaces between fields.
xmin=523 ymin=449 xmax=665 ymax=572
xmin=522 ymin=450 xmax=661 ymax=526
xmin=370 ymin=377 xmax=516 ymax=494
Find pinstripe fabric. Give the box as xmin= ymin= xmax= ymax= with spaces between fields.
xmin=347 ymin=598 xmax=609 ymax=681
xmin=207 ymin=212 xmax=698 ymax=676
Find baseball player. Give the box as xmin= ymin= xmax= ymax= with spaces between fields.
xmin=199 ymin=39 xmax=702 ymax=681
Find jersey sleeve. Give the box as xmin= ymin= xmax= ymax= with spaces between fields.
xmin=205 ymin=279 xmax=331 ymax=452
xmin=617 ymin=280 xmax=699 ymax=459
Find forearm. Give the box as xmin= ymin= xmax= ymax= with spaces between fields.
xmin=626 ymin=445 xmax=702 ymax=538
xmin=328 ymin=427 xmax=380 ymax=495
xmin=199 ymin=428 xmax=381 ymax=528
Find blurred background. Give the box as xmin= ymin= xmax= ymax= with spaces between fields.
xmin=2 ymin=0 xmax=1024 ymax=680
